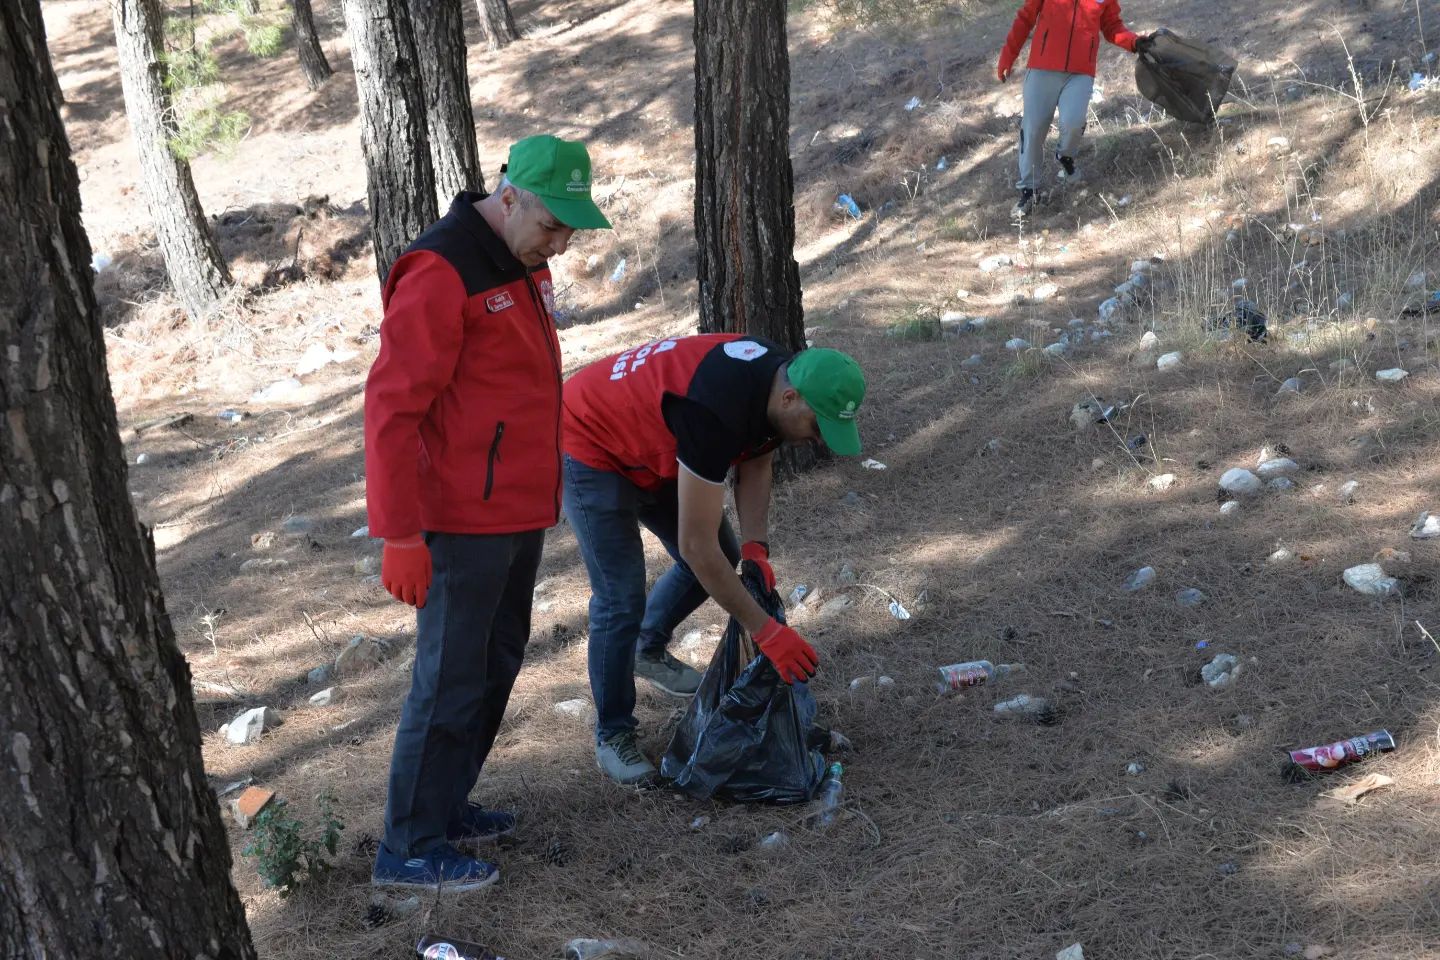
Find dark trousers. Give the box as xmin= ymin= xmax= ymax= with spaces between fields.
xmin=382 ymin=529 xmax=543 ymax=856
xmin=561 ymin=455 xmax=739 ymax=743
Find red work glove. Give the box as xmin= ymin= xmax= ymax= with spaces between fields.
xmin=381 ymin=534 xmax=432 ymax=608
xmin=997 ymin=60 xmax=1013 ymax=83
xmin=754 ymin=617 xmax=818 ymax=684
xmin=740 ymin=540 xmax=775 ymax=592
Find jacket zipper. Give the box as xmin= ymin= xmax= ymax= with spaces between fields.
xmin=1039 ymin=29 xmax=1048 ymax=56
xmin=484 ymin=421 xmax=505 ymax=500
xmin=1065 ymin=0 xmax=1078 ymax=72
xmin=524 ymin=273 xmax=565 ymax=521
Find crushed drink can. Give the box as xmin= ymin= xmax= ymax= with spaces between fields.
xmin=416 ymin=935 xmax=505 ymax=960
xmin=937 ymin=661 xmax=991 ymax=692
xmin=1283 ymin=730 xmax=1395 ymax=780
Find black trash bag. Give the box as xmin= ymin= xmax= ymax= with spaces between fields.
xmin=1206 ymin=299 xmax=1268 ymax=342
xmin=660 ymin=561 xmax=825 ymax=803
xmin=1135 ymin=28 xmax=1237 ymax=124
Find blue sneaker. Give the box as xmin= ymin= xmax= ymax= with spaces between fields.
xmin=371 ymin=842 xmax=498 ymax=893
xmin=447 ymin=803 xmax=517 ymax=844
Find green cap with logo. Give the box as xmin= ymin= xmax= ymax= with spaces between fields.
xmin=788 ymin=348 xmax=866 ymax=456
xmin=504 ymin=134 xmax=612 ymax=230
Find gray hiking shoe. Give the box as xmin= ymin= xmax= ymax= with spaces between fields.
xmin=596 ymin=731 xmax=658 ymax=785
xmin=634 ymin=650 xmax=701 ymax=697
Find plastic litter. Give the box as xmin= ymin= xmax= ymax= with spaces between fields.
xmin=904 ymin=96 xmax=922 ymax=111
xmin=1283 ymin=730 xmax=1395 ymax=780
xmin=993 ymin=693 xmax=1055 ymax=722
xmin=935 ymin=660 xmax=1025 ymax=693
xmin=1134 ymin=28 xmax=1237 ymax=123
xmin=564 ymin=938 xmax=649 ymax=960
xmin=935 ymin=156 xmax=949 ymax=171
xmin=834 ymin=194 xmax=862 ymax=220
xmin=811 ymin=762 xmax=844 ymax=828
xmin=90 ymin=252 xmax=113 ymax=272
xmin=788 ymin=584 xmax=809 ymax=606
xmin=660 ymin=562 xmax=825 ymax=803
xmin=1200 ymin=653 xmax=1239 ymax=689
xmin=1121 ymin=566 xmax=1156 ymax=592
xmin=414 ymin=935 xmax=505 ymax=959
xmin=888 ymin=599 xmax=911 ymax=620
xmin=860 ymin=458 xmax=887 ymax=470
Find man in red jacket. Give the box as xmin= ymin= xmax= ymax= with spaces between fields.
xmin=364 ymin=135 xmax=610 ymax=892
xmin=562 ymin=334 xmax=866 ymax=784
xmin=996 ymin=0 xmax=1150 ymax=218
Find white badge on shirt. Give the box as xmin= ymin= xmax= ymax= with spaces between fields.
xmin=723 ymin=340 xmax=768 ymax=361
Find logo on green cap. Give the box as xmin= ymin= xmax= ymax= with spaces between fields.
xmin=788 ymin=349 xmax=866 ymax=456
xmin=504 ymin=135 xmax=611 ymax=230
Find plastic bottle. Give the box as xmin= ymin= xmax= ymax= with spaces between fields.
xmin=814 ymin=761 xmax=844 ymax=828
xmin=993 ymin=693 xmax=1053 ymax=719
xmin=563 ymin=938 xmax=649 ymax=960
xmin=935 ymin=660 xmax=1025 ymax=694
xmin=415 ymin=935 xmax=505 ymax=960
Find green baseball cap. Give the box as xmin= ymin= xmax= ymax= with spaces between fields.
xmin=503 ymin=135 xmax=611 ymax=230
xmin=788 ymin=348 xmax=866 ymax=456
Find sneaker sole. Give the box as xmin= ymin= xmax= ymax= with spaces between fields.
xmin=371 ymin=870 xmax=499 ymax=894
xmin=595 ymin=755 xmax=659 ymax=787
xmin=636 ymin=674 xmax=699 ymax=698
xmin=450 ymin=824 xmax=516 ymax=846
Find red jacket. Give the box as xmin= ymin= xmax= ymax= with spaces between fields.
xmin=365 ymin=192 xmax=564 ymax=538
xmin=563 ymin=334 xmax=784 ymax=491
xmin=998 ymin=0 xmax=1138 ymax=79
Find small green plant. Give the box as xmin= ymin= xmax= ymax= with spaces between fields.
xmin=242 ymin=19 xmax=285 ymax=57
xmin=242 ymin=791 xmax=344 ymax=897
xmin=887 ymin=305 xmax=942 ymax=341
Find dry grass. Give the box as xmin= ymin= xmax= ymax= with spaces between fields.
xmin=40 ymin=0 xmax=1440 ymax=956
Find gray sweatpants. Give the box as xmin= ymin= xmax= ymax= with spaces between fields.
xmin=1017 ymin=68 xmax=1093 ymax=190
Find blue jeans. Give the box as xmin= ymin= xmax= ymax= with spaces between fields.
xmin=562 ymin=455 xmax=739 ymax=741
xmin=382 ymin=529 xmax=543 ymax=857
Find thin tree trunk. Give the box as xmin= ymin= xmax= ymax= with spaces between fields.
xmin=340 ymin=0 xmax=438 ymax=283
xmin=692 ymin=0 xmax=805 ymax=350
xmin=474 ymin=0 xmax=518 ymax=51
xmin=291 ymin=0 xmax=333 ymax=89
xmin=109 ymin=0 xmax=233 ymax=319
xmin=0 ymin=2 xmax=258 ymax=956
xmin=410 ymin=0 xmax=483 ymax=200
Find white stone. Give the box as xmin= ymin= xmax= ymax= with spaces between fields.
xmin=1098 ymin=297 xmax=1122 ymax=321
xmin=1256 ymin=458 xmax=1299 ymax=480
xmin=1404 ymin=270 xmax=1427 ymax=290
xmin=1410 ymin=511 xmax=1440 ymax=540
xmin=1031 ymin=282 xmax=1059 ymax=302
xmin=239 ymin=557 xmax=290 ymax=572
xmin=1338 ymin=480 xmax=1359 ymax=503
xmin=848 ymin=675 xmax=894 ymax=690
xmin=940 ymin=310 xmax=970 ymax=328
xmin=1376 ymin=368 xmax=1409 ymax=382
xmin=1343 ymin=563 xmax=1399 ymax=597
xmin=1269 ymin=548 xmax=1295 ymax=564
xmin=353 ymin=556 xmax=379 ymax=576
xmin=308 ymin=687 xmax=342 ymax=707
xmin=1057 ymin=944 xmax=1086 ymax=960
xmin=351 ymin=525 xmax=370 ymax=538
xmin=1220 ymin=468 xmax=1263 ymax=496
xmin=553 ymin=698 xmax=594 ymax=721
xmin=1276 ymin=377 xmax=1302 ymax=395
xmin=225 ymin=707 xmax=281 ymax=745
xmin=961 ymin=354 xmax=983 ymax=368
xmin=1005 ymin=338 xmax=1031 ymax=351
xmin=1125 ymin=761 xmax=1145 ymax=776
xmin=1219 ymin=501 xmax=1242 ymax=518
xmin=1130 ymin=260 xmax=1154 ymax=275
xmin=1175 ymin=587 xmax=1207 ymax=607
xmin=1148 ymin=473 xmax=1177 ymax=491
xmin=818 ymin=595 xmax=854 ymax=618
xmin=978 ymin=254 xmax=1012 ymax=272
xmin=1043 ymin=342 xmax=1067 ymax=356
xmin=1267 ymin=477 xmax=1297 ymax=492
xmin=1138 ymin=331 xmax=1159 ymax=350
xmin=1267 ymin=136 xmax=1291 ymax=151
xmin=1156 ymin=351 xmax=1182 ymax=371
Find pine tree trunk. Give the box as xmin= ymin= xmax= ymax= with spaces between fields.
xmin=693 ymin=0 xmax=805 ymax=351
xmin=474 ymin=0 xmax=518 ymax=51
xmin=0 ymin=2 xmax=258 ymax=956
xmin=291 ymin=0 xmax=333 ymax=89
xmin=341 ymin=0 xmax=438 ymax=283
xmin=410 ymin=0 xmax=483 ymax=200
xmin=109 ymin=0 xmax=233 ymax=319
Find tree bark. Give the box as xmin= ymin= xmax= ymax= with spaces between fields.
xmin=409 ymin=0 xmax=483 ymax=201
xmin=109 ymin=0 xmax=233 ymax=319
xmin=291 ymin=0 xmax=333 ymax=89
xmin=341 ymin=0 xmax=438 ymax=283
xmin=474 ymin=0 xmax=518 ymax=51
xmin=0 ymin=2 xmax=258 ymax=956
xmin=692 ymin=0 xmax=805 ymax=351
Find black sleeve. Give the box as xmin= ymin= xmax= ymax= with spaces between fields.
xmin=662 ymin=395 xmax=747 ymax=484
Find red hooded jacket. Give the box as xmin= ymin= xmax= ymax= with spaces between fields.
xmin=998 ymin=0 xmax=1139 ymax=79
xmin=364 ymin=192 xmax=564 ymax=539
